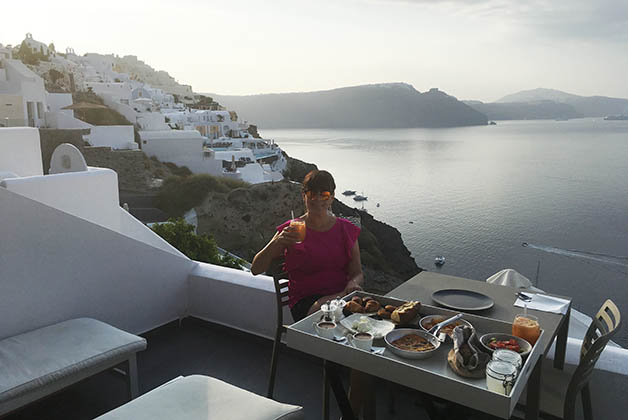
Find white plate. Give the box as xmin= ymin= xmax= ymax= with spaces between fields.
xmin=340 ymin=313 xmax=395 ymax=339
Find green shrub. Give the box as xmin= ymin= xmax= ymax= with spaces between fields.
xmin=151 ymin=218 xmax=243 ymax=269
xmin=156 ymin=174 xmax=249 ymax=217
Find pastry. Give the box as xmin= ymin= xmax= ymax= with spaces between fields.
xmin=363 ymin=296 xmax=373 ymax=302
xmin=391 ymin=301 xmax=421 ymax=324
xmin=364 ymin=300 xmax=381 ymax=312
xmin=346 ymin=300 xmax=365 ymax=313
xmin=351 ymin=296 xmax=363 ymax=306
xmin=377 ymin=308 xmax=391 ymax=319
xmin=385 ymin=305 xmax=397 ymax=312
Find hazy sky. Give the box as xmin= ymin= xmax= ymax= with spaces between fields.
xmin=4 ymin=0 xmax=628 ymax=101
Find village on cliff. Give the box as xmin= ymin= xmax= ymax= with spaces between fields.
xmin=0 ymin=33 xmax=287 ymax=185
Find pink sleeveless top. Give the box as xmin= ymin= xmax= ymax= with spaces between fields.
xmin=277 ymin=218 xmax=361 ymax=307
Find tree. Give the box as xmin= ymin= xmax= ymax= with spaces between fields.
xmin=48 ymin=43 xmax=56 ymax=53
xmin=151 ymin=218 xmax=244 ymax=269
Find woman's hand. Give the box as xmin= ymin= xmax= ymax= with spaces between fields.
xmin=273 ymin=226 xmax=300 ymax=250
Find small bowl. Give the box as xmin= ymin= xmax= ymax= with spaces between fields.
xmin=479 ymin=333 xmax=532 ymax=358
xmin=384 ymin=329 xmax=441 ymax=360
xmin=419 ymin=315 xmax=474 ymax=340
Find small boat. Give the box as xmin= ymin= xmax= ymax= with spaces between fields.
xmin=342 ymin=190 xmax=356 ymax=196
xmin=434 ymin=256 xmax=446 ymax=266
xmin=353 ymin=195 xmax=367 ymax=202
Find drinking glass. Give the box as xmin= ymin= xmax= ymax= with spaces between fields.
xmin=512 ymin=314 xmax=541 ymax=346
xmin=290 ymin=219 xmax=306 ymax=243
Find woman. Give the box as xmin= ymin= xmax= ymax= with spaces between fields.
xmin=251 ymin=169 xmax=364 ymax=321
xmin=252 ymin=170 xmax=374 ymax=419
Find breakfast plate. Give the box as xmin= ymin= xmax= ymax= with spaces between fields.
xmin=340 ymin=313 xmax=395 ymax=339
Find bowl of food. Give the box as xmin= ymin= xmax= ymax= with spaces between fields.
xmin=479 ymin=333 xmax=532 ymax=358
xmin=384 ymin=328 xmax=441 ymax=359
xmin=419 ymin=315 xmax=474 ymax=340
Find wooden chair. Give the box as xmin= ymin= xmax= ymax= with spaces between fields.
xmin=266 ymin=256 xmax=290 ymax=399
xmin=519 ymin=299 xmax=622 ymax=420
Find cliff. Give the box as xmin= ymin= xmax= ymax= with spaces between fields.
xmin=209 ymin=83 xmax=487 ymax=129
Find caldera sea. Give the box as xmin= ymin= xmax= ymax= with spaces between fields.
xmin=264 ymin=119 xmax=628 ymax=346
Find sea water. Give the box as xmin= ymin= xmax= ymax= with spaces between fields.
xmin=264 ymin=119 xmax=628 ymax=346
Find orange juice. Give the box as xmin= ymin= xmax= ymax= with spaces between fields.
xmin=290 ymin=219 xmax=306 ymax=243
xmin=512 ymin=314 xmax=540 ymax=346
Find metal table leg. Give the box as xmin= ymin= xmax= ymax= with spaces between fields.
xmin=324 ymin=361 xmax=356 ymax=420
xmin=525 ymin=357 xmax=542 ymax=420
xmin=323 ymin=360 xmax=330 ymax=420
xmin=554 ymin=306 xmax=570 ymax=369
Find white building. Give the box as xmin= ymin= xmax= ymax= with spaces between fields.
xmin=0 ymin=43 xmax=12 ymax=60
xmin=22 ymin=33 xmax=49 ymax=56
xmin=0 ymin=58 xmax=47 ymax=127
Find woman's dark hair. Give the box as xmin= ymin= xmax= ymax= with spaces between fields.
xmin=302 ymin=170 xmax=336 ymax=194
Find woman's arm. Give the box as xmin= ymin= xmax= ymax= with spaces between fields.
xmin=251 ymin=227 xmax=299 ymax=275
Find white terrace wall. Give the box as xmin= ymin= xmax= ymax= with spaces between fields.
xmin=188 ymin=263 xmax=291 ymax=339
xmin=0 ymin=127 xmax=43 ymax=176
xmin=85 ymin=125 xmax=136 ymax=150
xmin=1 ymin=168 xmax=121 ymax=232
xmin=0 ymin=188 xmax=194 ymax=339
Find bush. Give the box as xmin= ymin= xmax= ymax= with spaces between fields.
xmin=156 ymin=174 xmax=249 ymax=217
xmin=151 ymin=218 xmax=243 ymax=269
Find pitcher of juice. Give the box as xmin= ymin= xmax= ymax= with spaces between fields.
xmin=512 ymin=314 xmax=541 ymax=346
xmin=290 ymin=219 xmax=306 ymax=243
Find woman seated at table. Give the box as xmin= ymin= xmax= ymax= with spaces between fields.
xmin=252 ymin=170 xmax=374 ymax=419
xmin=251 ymin=169 xmax=364 ymax=320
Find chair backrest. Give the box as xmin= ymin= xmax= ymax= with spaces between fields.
xmin=566 ymin=299 xmax=621 ymax=408
xmin=267 ymin=257 xmax=290 ymax=328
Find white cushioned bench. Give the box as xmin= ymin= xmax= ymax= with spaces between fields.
xmin=0 ymin=318 xmax=147 ymax=416
xmin=95 ymin=375 xmax=304 ymax=420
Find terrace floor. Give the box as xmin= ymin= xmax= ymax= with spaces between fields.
xmin=5 ymin=317 xmax=504 ymax=420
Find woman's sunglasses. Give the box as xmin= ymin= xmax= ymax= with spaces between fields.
xmin=305 ymin=191 xmax=332 ymax=200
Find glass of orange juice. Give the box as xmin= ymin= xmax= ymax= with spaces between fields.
xmin=512 ymin=314 xmax=540 ymax=346
xmin=290 ymin=219 xmax=306 ymax=243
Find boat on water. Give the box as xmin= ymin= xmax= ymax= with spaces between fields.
xmin=353 ymin=193 xmax=367 ymax=201
xmin=434 ymin=256 xmax=446 ymax=266
xmin=342 ymin=190 xmax=356 ymax=196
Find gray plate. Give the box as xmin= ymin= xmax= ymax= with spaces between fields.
xmin=431 ymin=289 xmax=494 ymax=311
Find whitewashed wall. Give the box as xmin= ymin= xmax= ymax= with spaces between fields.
xmin=188 ymin=263 xmax=292 ymax=339
xmin=46 ymin=92 xmax=73 ymax=113
xmin=1 ymin=168 xmax=121 ymax=232
xmin=140 ymin=131 xmax=223 ymax=175
xmin=0 ymin=188 xmax=194 ymax=339
xmin=85 ymin=125 xmax=136 ymax=150
xmin=45 ymin=111 xmax=92 ymax=129
xmin=0 ymin=127 xmax=43 ymax=176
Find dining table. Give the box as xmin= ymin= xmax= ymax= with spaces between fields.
xmin=285 ymin=271 xmax=572 ymax=420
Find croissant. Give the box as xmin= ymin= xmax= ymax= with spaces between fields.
xmin=346 ymin=300 xmax=365 ymax=313
xmin=364 ymin=300 xmax=381 ymax=312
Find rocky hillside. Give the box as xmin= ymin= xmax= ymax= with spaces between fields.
xmin=193 ymin=161 xmax=421 ymax=293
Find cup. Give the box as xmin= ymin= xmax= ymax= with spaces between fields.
xmin=512 ymin=314 xmax=540 ymax=346
xmin=289 ymin=219 xmax=306 ymax=243
xmin=350 ymin=332 xmax=374 ymax=351
xmin=314 ymin=321 xmax=337 ymax=339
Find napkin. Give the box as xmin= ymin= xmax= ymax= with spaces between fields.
xmin=452 ymin=326 xmax=490 ymax=371
xmin=514 ymin=292 xmax=570 ymax=314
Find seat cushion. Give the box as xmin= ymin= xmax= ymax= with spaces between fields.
xmin=0 ymin=318 xmax=146 ymax=408
xmin=95 ymin=375 xmax=303 ymax=420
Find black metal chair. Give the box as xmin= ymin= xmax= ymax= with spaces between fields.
xmin=266 ymin=256 xmax=331 ymax=418
xmin=518 ymin=299 xmax=621 ymax=420
xmin=266 ymin=256 xmax=290 ymax=399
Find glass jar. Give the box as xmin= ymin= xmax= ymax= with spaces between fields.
xmin=493 ymin=349 xmax=522 ymax=371
xmin=486 ymin=360 xmax=517 ymax=395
